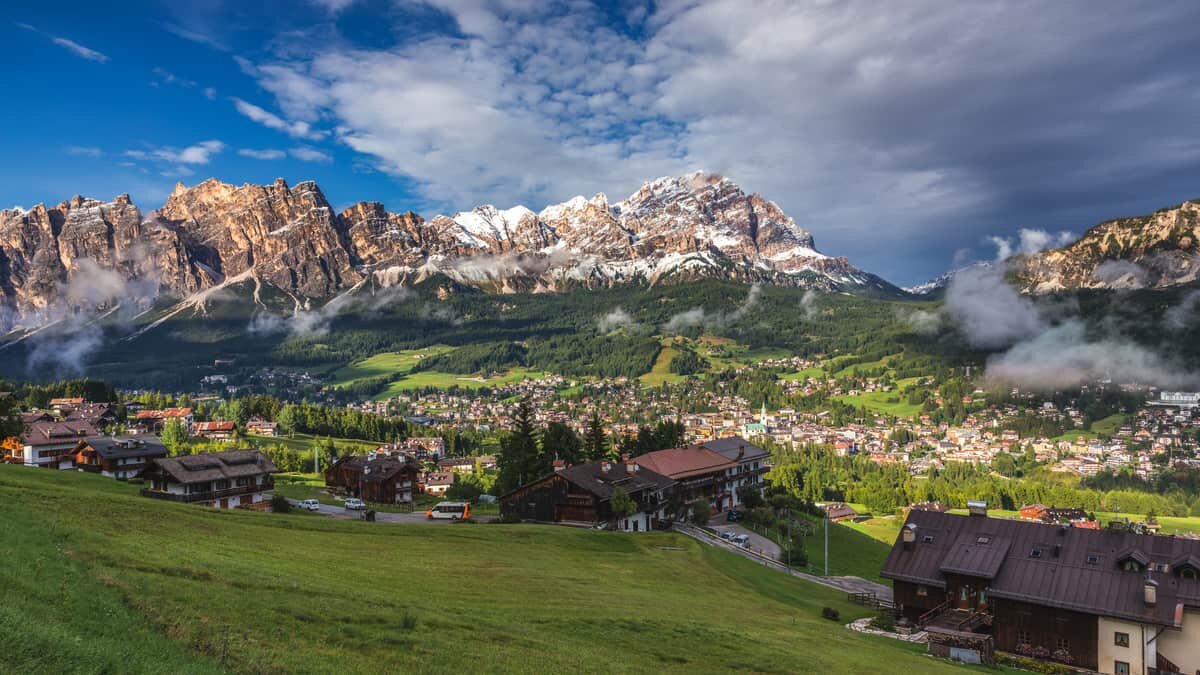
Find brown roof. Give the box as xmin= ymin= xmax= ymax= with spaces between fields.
xmin=22 ymin=420 xmax=97 ymax=446
xmin=194 ymin=421 xmax=236 ymax=432
xmin=151 ymin=450 xmax=277 ymax=484
xmin=882 ymin=510 xmax=1200 ymax=627
xmin=557 ymin=460 xmax=676 ymax=501
xmin=632 ymin=446 xmax=735 ymax=480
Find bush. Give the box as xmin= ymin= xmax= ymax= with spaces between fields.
xmin=996 ymin=653 xmax=1073 ymax=675
xmin=270 ymin=495 xmax=292 ymax=513
xmin=400 ymin=609 xmax=417 ymax=631
xmin=690 ymin=498 xmax=710 ymax=526
xmin=494 ymin=512 xmax=522 ymax=524
xmin=739 ymin=489 xmax=765 ymax=510
xmin=821 ymin=607 xmax=840 ymax=621
xmin=871 ymin=613 xmax=896 ymax=632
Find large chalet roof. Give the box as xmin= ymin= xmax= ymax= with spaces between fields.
xmin=633 ymin=446 xmax=735 ymax=480
xmin=151 ymin=450 xmax=277 ymax=484
xmin=700 ymin=436 xmax=769 ymax=462
xmin=557 ymin=460 xmax=676 ymax=501
xmin=22 ymin=420 xmax=97 ymax=446
xmin=79 ymin=436 xmax=168 ymax=460
xmin=883 ymin=509 xmax=1200 ymax=627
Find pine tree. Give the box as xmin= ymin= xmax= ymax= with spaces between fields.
xmin=584 ymin=412 xmax=609 ymax=460
xmin=497 ymin=399 xmax=545 ymax=493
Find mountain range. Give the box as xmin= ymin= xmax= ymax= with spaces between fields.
xmin=0 ymin=171 xmax=896 ymax=325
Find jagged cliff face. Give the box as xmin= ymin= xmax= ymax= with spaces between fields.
xmin=0 ymin=171 xmax=885 ymax=322
xmin=1014 ymin=199 xmax=1200 ymax=293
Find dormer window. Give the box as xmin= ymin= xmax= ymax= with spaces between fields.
xmin=1030 ymin=548 xmax=1043 ymax=559
xmin=1086 ymin=554 xmax=1100 ymax=565
xmin=1181 ymin=567 xmax=1198 ymax=580
xmin=1121 ymin=559 xmax=1143 ymax=572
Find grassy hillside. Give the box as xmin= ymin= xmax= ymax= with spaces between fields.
xmin=0 ymin=467 xmax=996 ymax=674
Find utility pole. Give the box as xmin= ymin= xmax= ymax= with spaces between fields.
xmin=786 ymin=507 xmax=792 ymax=571
xmin=824 ymin=512 xmax=829 ymax=576
xmin=313 ymin=445 xmax=319 ymax=474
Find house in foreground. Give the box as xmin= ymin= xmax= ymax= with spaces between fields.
xmin=699 ymin=437 xmax=770 ymax=508
xmin=882 ymin=507 xmax=1200 ymax=674
xmin=633 ymin=445 xmax=736 ymax=514
xmin=19 ymin=420 xmax=97 ymax=469
xmin=140 ymin=450 xmax=278 ymax=509
xmin=500 ymin=458 xmax=676 ymax=531
xmin=324 ymin=454 xmax=420 ymax=504
xmin=73 ymin=436 xmax=167 ymax=480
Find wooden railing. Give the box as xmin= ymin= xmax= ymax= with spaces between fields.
xmin=847 ymin=592 xmax=896 ymax=614
xmin=918 ymin=599 xmax=950 ymax=626
xmin=141 ymin=481 xmax=273 ymax=504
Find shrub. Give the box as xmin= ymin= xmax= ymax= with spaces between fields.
xmin=270 ymin=495 xmax=292 ymax=513
xmin=871 ymin=613 xmax=896 ymax=632
xmin=690 ymin=498 xmax=710 ymax=526
xmin=400 ymin=610 xmax=417 ymax=631
xmin=494 ymin=512 xmax=522 ymax=524
xmin=821 ymin=607 xmax=840 ymax=621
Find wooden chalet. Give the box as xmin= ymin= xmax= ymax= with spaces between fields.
xmin=882 ymin=507 xmax=1200 ymax=673
xmin=633 ymin=445 xmax=736 ymax=514
xmin=73 ymin=436 xmax=167 ymax=480
xmin=324 ymin=454 xmax=420 ymax=504
xmin=141 ymin=450 xmax=278 ymax=509
xmin=131 ymin=407 xmax=193 ymax=434
xmin=193 ymin=421 xmax=237 ymax=440
xmin=422 ymin=471 xmax=456 ymax=496
xmin=20 ymin=420 xmax=97 ymax=469
xmin=821 ymin=502 xmax=859 ymax=522
xmin=699 ymin=436 xmax=769 ymax=508
xmin=245 ymin=418 xmax=278 ymax=437
xmin=500 ymin=458 xmax=676 ymax=531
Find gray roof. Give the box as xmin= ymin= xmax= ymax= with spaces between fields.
xmin=82 ymin=436 xmax=167 ymax=460
xmin=883 ymin=510 xmax=1200 ymax=627
xmin=557 ymin=460 xmax=676 ymax=502
xmin=700 ymin=436 xmax=769 ymax=462
xmin=151 ymin=450 xmax=277 ymax=484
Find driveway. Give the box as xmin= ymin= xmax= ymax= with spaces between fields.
xmin=709 ymin=523 xmax=782 ymax=559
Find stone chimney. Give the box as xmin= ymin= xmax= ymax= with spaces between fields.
xmin=1144 ymin=577 xmax=1158 ymax=607
xmin=967 ymin=500 xmax=988 ymax=517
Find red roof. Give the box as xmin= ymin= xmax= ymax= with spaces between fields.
xmin=194 ymin=421 xmax=235 ymax=432
xmin=632 ymin=446 xmax=735 ymax=480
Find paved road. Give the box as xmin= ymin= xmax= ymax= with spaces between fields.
xmin=283 ymin=498 xmax=495 ymax=524
xmin=710 ymin=523 xmax=782 ymax=559
xmin=676 ymin=523 xmax=892 ymax=601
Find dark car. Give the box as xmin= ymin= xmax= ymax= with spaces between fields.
xmin=726 ymin=509 xmax=743 ymax=522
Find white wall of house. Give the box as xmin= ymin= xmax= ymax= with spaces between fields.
xmin=617 ymin=511 xmax=651 ymax=532
xmin=1096 ymin=617 xmax=1151 ymax=675
xmin=1156 ymin=608 xmax=1200 ymax=674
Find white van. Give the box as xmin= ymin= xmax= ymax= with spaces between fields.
xmin=299 ymin=499 xmax=321 ymax=511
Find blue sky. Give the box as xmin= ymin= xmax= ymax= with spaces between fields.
xmin=5 ymin=0 xmax=1200 ymax=285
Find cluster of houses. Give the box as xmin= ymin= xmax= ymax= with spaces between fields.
xmin=882 ymin=503 xmax=1200 ymax=675
xmin=320 ymin=439 xmax=489 ymax=504
xmin=498 ymin=436 xmax=769 ymax=531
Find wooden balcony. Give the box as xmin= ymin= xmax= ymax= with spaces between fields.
xmin=141 ymin=480 xmax=273 ymax=504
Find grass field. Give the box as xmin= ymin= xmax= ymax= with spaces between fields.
xmin=1053 ymin=413 xmax=1128 ymax=442
xmin=833 ymin=389 xmax=923 ymax=419
xmin=639 ymin=342 xmax=686 ymax=387
xmin=757 ymin=515 xmax=894 ymax=584
xmin=328 ymin=347 xmax=546 ymax=400
xmin=246 ymin=433 xmax=380 ymax=454
xmin=0 ymin=467 xmax=999 ymax=674
xmin=780 ymin=366 xmax=826 ymax=382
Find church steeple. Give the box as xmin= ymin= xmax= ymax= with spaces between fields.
xmin=760 ymin=402 xmax=767 ymax=426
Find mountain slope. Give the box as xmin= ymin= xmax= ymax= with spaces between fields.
xmin=1014 ymin=198 xmax=1200 ymax=292
xmin=0 ymin=172 xmax=897 ymax=325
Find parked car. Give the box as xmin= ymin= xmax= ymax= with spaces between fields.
xmin=344 ymin=498 xmax=366 ymax=510
xmin=731 ymin=534 xmax=751 ymax=547
xmin=720 ymin=531 xmax=736 ymax=541
xmin=299 ymin=499 xmax=321 ymax=511
xmin=726 ymin=509 xmax=744 ymax=522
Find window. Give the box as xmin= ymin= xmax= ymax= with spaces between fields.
xmin=976 ymin=536 xmax=991 ymax=544
xmin=916 ymin=585 xmax=928 ymax=597
xmin=1086 ymin=554 xmax=1100 ymax=565
xmin=922 ymin=535 xmax=935 ymax=544
xmin=1114 ymin=661 xmax=1130 ymax=675
xmin=1030 ymin=548 xmax=1043 ymax=558
xmin=1055 ymin=638 xmax=1069 ymax=651
xmin=1156 ymin=563 xmax=1169 ymax=573
xmin=1181 ymin=567 xmax=1198 ymax=580
xmin=1114 ymin=632 xmax=1129 ymax=648
xmin=1121 ymin=559 xmax=1142 ymax=572
xmin=1017 ymin=631 xmax=1030 ymax=647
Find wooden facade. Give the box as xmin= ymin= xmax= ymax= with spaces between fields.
xmin=324 ymin=455 xmax=420 ymax=504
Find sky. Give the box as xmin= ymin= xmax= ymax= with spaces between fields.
xmin=4 ymin=0 xmax=1200 ymax=286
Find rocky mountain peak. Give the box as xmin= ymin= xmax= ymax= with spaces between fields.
xmin=0 ymin=172 xmax=894 ymax=323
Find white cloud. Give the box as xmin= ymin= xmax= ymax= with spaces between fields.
xmin=238 ymin=148 xmax=287 ymax=160
xmin=231 ymin=97 xmax=323 ymax=140
xmin=65 ymin=145 xmax=102 ymax=157
xmin=51 ymin=36 xmax=109 ymax=62
xmin=987 ymin=228 xmax=1075 ymax=261
xmin=203 ymin=87 xmax=217 ymax=100
xmin=125 ymin=140 xmax=225 ymax=166
xmin=289 ymin=146 xmax=332 ymax=163
xmin=309 ymin=0 xmax=359 ymax=12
